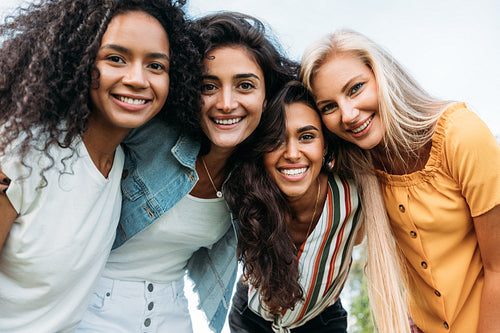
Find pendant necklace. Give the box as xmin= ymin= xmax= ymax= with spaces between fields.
xmin=201 ymin=156 xmax=223 ymax=198
xmin=290 ymin=178 xmax=321 ymax=253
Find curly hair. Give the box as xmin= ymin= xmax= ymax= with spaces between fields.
xmin=0 ymin=0 xmax=202 ymax=177
xmin=188 ymin=11 xmax=299 ymax=157
xmin=225 ymin=81 xmax=331 ymax=313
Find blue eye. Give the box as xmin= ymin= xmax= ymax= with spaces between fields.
xmin=351 ymin=82 xmax=363 ymax=94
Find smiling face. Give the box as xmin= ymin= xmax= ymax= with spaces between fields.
xmin=263 ymin=102 xmax=326 ymax=200
xmin=90 ymin=11 xmax=170 ymax=137
xmin=312 ymin=52 xmax=384 ymax=150
xmin=200 ymin=46 xmax=266 ymax=154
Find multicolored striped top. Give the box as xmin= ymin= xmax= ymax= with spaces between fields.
xmin=247 ymin=173 xmax=362 ymax=333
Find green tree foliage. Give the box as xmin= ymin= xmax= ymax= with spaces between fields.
xmin=346 ymin=244 xmax=376 ymax=332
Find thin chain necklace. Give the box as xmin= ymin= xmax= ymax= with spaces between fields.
xmin=201 ymin=156 xmax=223 ymax=198
xmin=290 ymin=178 xmax=321 ymax=253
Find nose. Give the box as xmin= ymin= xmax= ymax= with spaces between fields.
xmin=216 ymin=87 xmax=238 ymax=113
xmin=339 ymin=101 xmax=360 ymax=124
xmin=283 ymin=139 xmax=300 ymax=161
xmin=122 ymin=62 xmax=149 ymax=89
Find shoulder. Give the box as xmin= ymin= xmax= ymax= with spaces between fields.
xmin=328 ymin=173 xmax=357 ymax=192
xmin=327 ymin=173 xmax=359 ymax=205
xmin=436 ymin=103 xmax=494 ymax=150
xmin=123 ymin=117 xmax=181 ymax=147
xmin=122 ymin=117 xmax=200 ymax=165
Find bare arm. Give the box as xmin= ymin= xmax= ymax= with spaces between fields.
xmin=0 ymin=171 xmax=10 ymax=194
xmin=0 ymin=193 xmax=17 ymax=252
xmin=354 ymin=219 xmax=365 ymax=245
xmin=474 ymin=204 xmax=500 ymax=333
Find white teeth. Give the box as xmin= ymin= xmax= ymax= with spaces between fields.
xmin=214 ymin=117 xmax=242 ymax=125
xmin=352 ymin=115 xmax=373 ymax=134
xmin=280 ymin=167 xmax=307 ymax=176
xmin=118 ymin=96 xmax=147 ymax=105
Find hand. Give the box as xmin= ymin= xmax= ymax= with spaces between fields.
xmin=0 ymin=172 xmax=10 ymax=194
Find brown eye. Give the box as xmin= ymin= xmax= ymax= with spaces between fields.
xmin=201 ymin=83 xmax=216 ymax=93
xmin=108 ymin=55 xmax=124 ymax=63
xmin=321 ymin=103 xmax=338 ymax=115
xmin=238 ymin=82 xmax=255 ymax=90
xmin=149 ymin=63 xmax=165 ymax=71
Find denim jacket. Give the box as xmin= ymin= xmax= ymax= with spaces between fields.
xmin=114 ymin=118 xmax=238 ymax=333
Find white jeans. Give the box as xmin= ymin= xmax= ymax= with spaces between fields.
xmin=76 ymin=277 xmax=193 ymax=333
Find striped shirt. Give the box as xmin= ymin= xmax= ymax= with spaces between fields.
xmin=248 ymin=174 xmax=362 ymax=332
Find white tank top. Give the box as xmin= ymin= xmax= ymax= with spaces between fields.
xmin=103 ymin=194 xmax=231 ymax=282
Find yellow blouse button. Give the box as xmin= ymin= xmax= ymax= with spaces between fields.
xmin=398 ymin=204 xmax=405 ymax=213
xmin=434 ymin=290 xmax=441 ymax=297
xmin=421 ymin=261 xmax=428 ymax=269
xmin=410 ymin=231 xmax=417 ymax=238
xmin=443 ymin=321 xmax=449 ymax=329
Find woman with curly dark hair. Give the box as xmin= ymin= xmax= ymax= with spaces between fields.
xmin=75 ymin=11 xmax=297 ymax=333
xmin=0 ymin=0 xmax=200 ymax=332
xmin=226 ymin=79 xmax=410 ymax=332
xmin=224 ymin=81 xmax=362 ymax=333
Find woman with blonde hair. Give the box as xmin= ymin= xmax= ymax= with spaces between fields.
xmin=300 ymin=29 xmax=500 ymax=332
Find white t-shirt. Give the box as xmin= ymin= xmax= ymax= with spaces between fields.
xmin=104 ymin=194 xmax=231 ymax=283
xmin=0 ymin=137 xmax=124 ymax=333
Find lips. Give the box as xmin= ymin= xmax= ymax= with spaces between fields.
xmin=117 ymin=95 xmax=147 ymax=105
xmin=112 ymin=94 xmax=151 ymax=111
xmin=213 ymin=117 xmax=243 ymax=125
xmin=279 ymin=167 xmax=308 ymax=176
xmin=350 ymin=114 xmax=374 ymax=134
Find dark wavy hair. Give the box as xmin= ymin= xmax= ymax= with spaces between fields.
xmin=189 ymin=11 xmax=299 ymax=157
xmin=0 ymin=0 xmax=201 ymax=176
xmin=225 ymin=81 xmax=334 ymax=313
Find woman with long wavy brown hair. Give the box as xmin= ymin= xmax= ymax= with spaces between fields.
xmin=225 ymin=81 xmax=365 ymax=332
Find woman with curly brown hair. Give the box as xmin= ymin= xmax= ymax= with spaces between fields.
xmin=224 ymin=81 xmax=360 ymax=333
xmin=0 ymin=0 xmax=200 ymax=332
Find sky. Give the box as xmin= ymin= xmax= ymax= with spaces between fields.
xmin=0 ymin=0 xmax=498 ymax=332
xmin=0 ymin=0 xmax=498 ymax=136
xmin=184 ymin=0 xmax=500 ymax=137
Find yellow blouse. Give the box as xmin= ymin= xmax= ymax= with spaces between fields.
xmin=376 ymin=103 xmax=500 ymax=332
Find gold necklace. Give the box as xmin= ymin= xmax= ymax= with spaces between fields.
xmin=201 ymin=156 xmax=223 ymax=198
xmin=290 ymin=178 xmax=321 ymax=253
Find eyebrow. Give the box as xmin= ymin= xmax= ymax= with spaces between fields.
xmin=201 ymin=73 xmax=261 ymax=81
xmin=297 ymin=125 xmax=319 ymax=134
xmin=340 ymin=74 xmax=363 ymax=94
xmin=234 ymin=73 xmax=261 ymax=80
xmin=316 ymin=74 xmax=364 ymax=107
xmin=100 ymin=44 xmax=170 ymax=62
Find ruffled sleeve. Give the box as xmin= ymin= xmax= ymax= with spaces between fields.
xmin=438 ymin=103 xmax=500 ymax=217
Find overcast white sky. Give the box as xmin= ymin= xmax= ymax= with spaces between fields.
xmin=185 ymin=0 xmax=500 ymax=137
xmin=1 ymin=0 xmax=498 ymax=136
xmin=0 ymin=0 xmax=498 ymax=331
